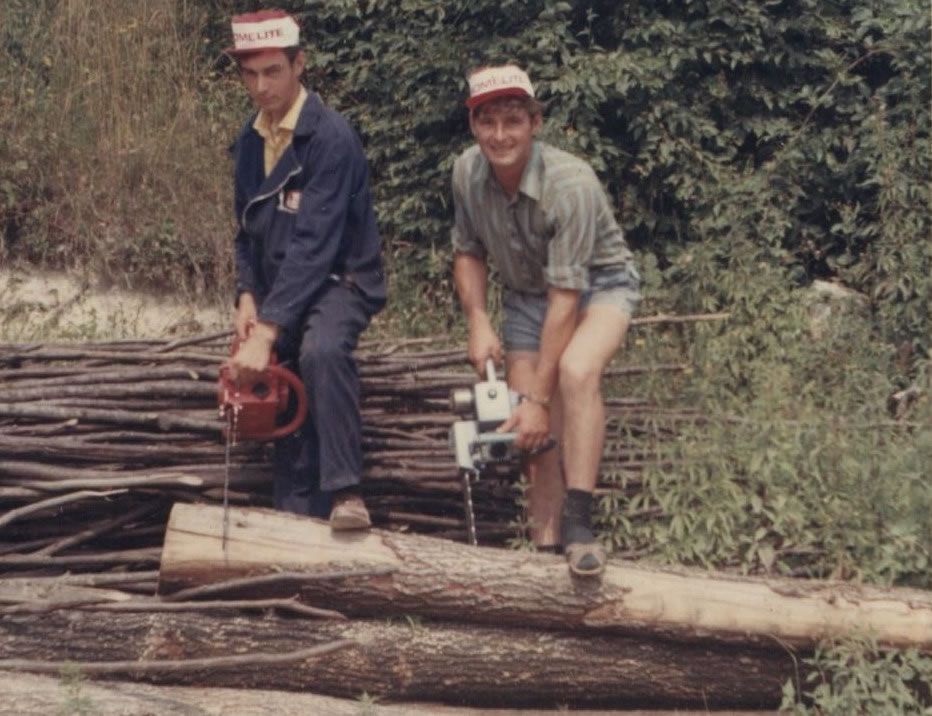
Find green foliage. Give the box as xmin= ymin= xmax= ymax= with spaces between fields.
xmin=368 ymin=243 xmax=462 ymax=341
xmin=289 ymin=0 xmax=929 ymax=353
xmin=782 ymin=637 xmax=932 ymax=715
xmin=627 ymin=403 xmax=931 ymax=586
xmin=506 ymin=474 xmax=534 ymax=551
xmin=3 ymin=0 xmax=927 ymax=348
xmin=599 ymin=282 xmax=932 ymax=587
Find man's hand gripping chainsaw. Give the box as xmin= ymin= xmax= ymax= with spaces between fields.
xmin=217 ymin=342 xmax=308 ymax=550
xmin=218 ymin=342 xmax=307 ymax=442
xmin=449 ymin=359 xmax=554 ymax=545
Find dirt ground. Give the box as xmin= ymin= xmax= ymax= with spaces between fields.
xmin=0 ymin=269 xmax=227 ymax=340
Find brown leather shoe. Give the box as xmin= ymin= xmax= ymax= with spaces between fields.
xmin=565 ymin=541 xmax=606 ymax=578
xmin=329 ymin=493 xmax=371 ymax=531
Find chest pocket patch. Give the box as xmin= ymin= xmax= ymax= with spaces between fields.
xmin=278 ymin=190 xmax=302 ymax=213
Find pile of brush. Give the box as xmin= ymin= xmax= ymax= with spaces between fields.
xmin=0 ymin=315 xmax=713 ymax=571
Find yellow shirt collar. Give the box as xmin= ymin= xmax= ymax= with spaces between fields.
xmin=253 ymin=86 xmax=308 ymax=139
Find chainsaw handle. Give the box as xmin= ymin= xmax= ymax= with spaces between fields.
xmin=257 ymin=364 xmax=308 ymax=441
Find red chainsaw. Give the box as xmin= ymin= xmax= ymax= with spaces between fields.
xmin=217 ymin=341 xmax=307 ymax=441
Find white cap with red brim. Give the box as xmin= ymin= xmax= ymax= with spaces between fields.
xmin=226 ymin=10 xmax=300 ymax=56
xmin=466 ymin=65 xmax=535 ymax=109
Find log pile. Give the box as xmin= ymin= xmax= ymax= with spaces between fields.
xmin=15 ymin=313 xmax=899 ymax=709
xmin=0 ymin=318 xmax=703 ymax=563
xmin=11 ymin=671 xmax=742 ymax=716
xmin=0 ymin=502 xmax=929 ymax=709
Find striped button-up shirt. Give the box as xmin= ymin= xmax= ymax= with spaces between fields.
xmin=451 ymin=141 xmax=634 ymax=293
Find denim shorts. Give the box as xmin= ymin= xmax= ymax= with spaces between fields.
xmin=502 ymin=264 xmax=641 ymax=352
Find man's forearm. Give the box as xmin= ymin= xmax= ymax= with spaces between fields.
xmin=235 ymin=292 xmax=278 ymax=346
xmin=530 ymin=288 xmax=579 ymax=404
xmin=453 ymin=252 xmax=490 ymax=323
xmin=454 ymin=251 xmax=504 ymax=372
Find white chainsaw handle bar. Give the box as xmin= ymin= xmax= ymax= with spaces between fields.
xmin=484 ymin=358 xmax=498 ymax=383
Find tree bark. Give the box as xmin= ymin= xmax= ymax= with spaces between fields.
xmin=0 ymin=402 xmax=220 ymax=433
xmin=0 ymin=672 xmax=776 ymax=716
xmin=158 ymin=503 xmax=932 ymax=652
xmin=0 ymin=609 xmax=791 ymax=708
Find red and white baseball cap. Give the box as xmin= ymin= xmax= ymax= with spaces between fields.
xmin=226 ymin=9 xmax=300 ymax=56
xmin=466 ymin=65 xmax=535 ymax=109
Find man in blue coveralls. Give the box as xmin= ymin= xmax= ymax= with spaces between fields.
xmin=224 ymin=10 xmax=386 ymax=530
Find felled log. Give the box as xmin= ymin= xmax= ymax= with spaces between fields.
xmin=159 ymin=503 xmax=932 ymax=652
xmin=0 ymin=609 xmax=791 ymax=708
xmin=0 ymin=672 xmax=776 ymax=716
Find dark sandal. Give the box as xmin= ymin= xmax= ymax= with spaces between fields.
xmin=565 ymin=541 xmax=606 ymax=577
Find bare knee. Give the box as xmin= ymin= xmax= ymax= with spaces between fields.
xmin=558 ymin=353 xmax=601 ymax=398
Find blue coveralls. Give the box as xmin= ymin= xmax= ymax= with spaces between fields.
xmin=231 ymin=90 xmax=386 ymax=516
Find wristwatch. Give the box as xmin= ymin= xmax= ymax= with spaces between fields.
xmin=519 ymin=392 xmax=551 ymax=409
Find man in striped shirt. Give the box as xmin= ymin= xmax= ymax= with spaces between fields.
xmin=451 ymin=64 xmax=641 ymax=577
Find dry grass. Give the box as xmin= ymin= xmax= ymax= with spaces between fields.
xmin=1 ymin=0 xmax=246 ymax=301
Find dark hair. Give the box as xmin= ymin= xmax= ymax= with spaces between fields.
xmin=470 ymin=95 xmax=544 ymax=120
xmin=234 ymin=46 xmax=302 ymax=66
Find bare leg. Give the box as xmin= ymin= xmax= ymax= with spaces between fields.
xmin=507 ymin=306 xmax=629 ymax=549
xmin=555 ymin=304 xmax=631 ymax=575
xmin=558 ymin=304 xmax=631 ymax=492
xmin=506 ymin=351 xmax=564 ymax=547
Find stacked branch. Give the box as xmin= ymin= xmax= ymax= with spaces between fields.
xmin=0 ymin=317 xmax=705 ymax=565
xmin=4 ymin=315 xmax=930 ymax=708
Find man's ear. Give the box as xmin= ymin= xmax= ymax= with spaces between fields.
xmin=294 ymin=49 xmax=306 ymax=75
xmin=468 ymin=110 xmax=478 ymax=138
xmin=531 ymin=113 xmax=543 ymax=135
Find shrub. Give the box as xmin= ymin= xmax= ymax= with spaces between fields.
xmin=782 ymin=637 xmax=932 ymax=715
xmin=294 ymin=0 xmax=929 ymax=353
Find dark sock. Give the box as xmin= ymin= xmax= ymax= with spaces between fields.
xmin=535 ymin=544 xmax=564 ymax=555
xmin=561 ymin=489 xmax=595 ymax=546
xmin=333 ymin=485 xmax=360 ymax=499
